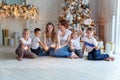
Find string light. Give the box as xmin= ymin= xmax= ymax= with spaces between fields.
xmin=0 ymin=4 xmax=39 ymax=20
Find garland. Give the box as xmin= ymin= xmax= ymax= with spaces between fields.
xmin=0 ymin=4 xmax=39 ymax=20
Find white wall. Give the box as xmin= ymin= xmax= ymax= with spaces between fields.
xmin=26 ymin=0 xmax=64 ymax=39
xmin=1 ymin=18 xmax=26 ymax=36
xmin=26 ymin=0 xmax=64 ymax=31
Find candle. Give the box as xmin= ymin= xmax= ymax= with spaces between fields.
xmin=8 ymin=38 xmax=14 ymax=46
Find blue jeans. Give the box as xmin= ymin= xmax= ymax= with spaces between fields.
xmin=31 ymin=47 xmax=48 ymax=56
xmin=50 ymin=46 xmax=71 ymax=57
xmin=87 ymin=49 xmax=109 ymax=60
xmin=46 ymin=47 xmax=55 ymax=55
xmin=69 ymin=49 xmax=83 ymax=58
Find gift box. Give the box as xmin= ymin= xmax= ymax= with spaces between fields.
xmin=105 ymin=42 xmax=114 ymax=54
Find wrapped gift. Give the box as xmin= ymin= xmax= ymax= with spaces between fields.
xmin=105 ymin=42 xmax=114 ymax=54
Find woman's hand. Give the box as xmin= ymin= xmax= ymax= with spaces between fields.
xmin=71 ymin=46 xmax=75 ymax=50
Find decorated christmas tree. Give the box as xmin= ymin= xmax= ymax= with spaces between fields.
xmin=59 ymin=0 xmax=95 ymax=30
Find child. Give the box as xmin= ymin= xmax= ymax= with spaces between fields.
xmin=31 ymin=28 xmax=48 ymax=56
xmin=43 ymin=22 xmax=57 ymax=55
xmin=15 ymin=28 xmax=37 ymax=61
xmin=82 ymin=27 xmax=115 ymax=61
xmin=70 ymin=30 xmax=83 ymax=58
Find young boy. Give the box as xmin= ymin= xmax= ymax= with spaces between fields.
xmin=70 ymin=30 xmax=83 ymax=58
xmin=31 ymin=28 xmax=49 ymax=56
xmin=15 ymin=28 xmax=37 ymax=61
xmin=82 ymin=27 xmax=114 ymax=61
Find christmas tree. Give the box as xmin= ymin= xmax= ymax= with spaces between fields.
xmin=59 ymin=0 xmax=95 ymax=30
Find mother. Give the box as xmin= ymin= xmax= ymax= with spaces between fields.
xmin=50 ymin=20 xmax=79 ymax=59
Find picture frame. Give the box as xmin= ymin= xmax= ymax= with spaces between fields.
xmin=0 ymin=0 xmax=26 ymax=5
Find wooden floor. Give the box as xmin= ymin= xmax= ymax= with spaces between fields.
xmin=0 ymin=46 xmax=120 ymax=80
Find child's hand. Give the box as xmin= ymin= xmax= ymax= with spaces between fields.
xmin=94 ymin=46 xmax=99 ymax=50
xmin=55 ymin=45 xmax=61 ymax=50
xmin=51 ymin=44 xmax=56 ymax=48
xmin=24 ymin=47 xmax=28 ymax=50
xmin=44 ymin=46 xmax=49 ymax=52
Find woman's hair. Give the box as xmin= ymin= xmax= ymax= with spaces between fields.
xmin=59 ymin=19 xmax=69 ymax=29
xmin=22 ymin=28 xmax=30 ymax=34
xmin=45 ymin=22 xmax=57 ymax=42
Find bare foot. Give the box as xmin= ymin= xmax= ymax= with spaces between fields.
xmin=110 ymin=57 xmax=115 ymax=61
xmin=105 ymin=57 xmax=111 ymax=61
xmin=69 ymin=52 xmax=79 ymax=59
xmin=34 ymin=55 xmax=38 ymax=58
xmin=17 ymin=57 xmax=22 ymax=61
